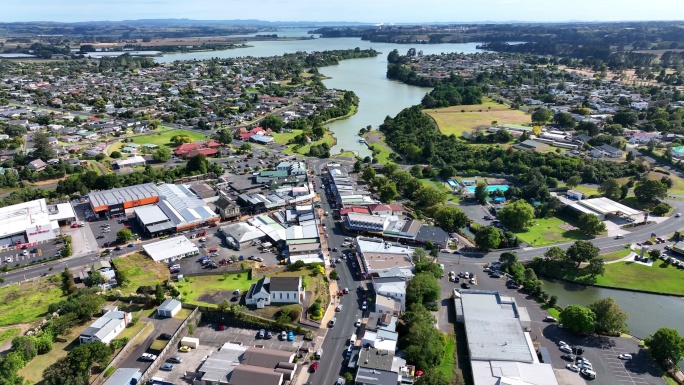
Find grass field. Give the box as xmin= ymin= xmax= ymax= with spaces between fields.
xmin=130 ymin=129 xmax=211 ymax=147
xmin=111 ymin=253 xmax=170 ymax=294
xmin=19 ymin=322 xmax=91 ymax=384
xmin=272 ymin=130 xmax=301 ymax=145
xmin=365 ymin=133 xmax=395 ymax=165
xmin=426 ymin=101 xmax=530 ymax=136
xmin=0 ymin=327 xmax=21 ymax=345
xmin=0 ymin=279 xmax=64 ymax=326
xmin=601 ymin=249 xmax=632 ymax=262
xmin=175 ymin=274 xmax=254 ymax=306
xmin=436 ymin=335 xmax=456 ymax=380
xmin=419 ymin=178 xmax=458 ymax=202
xmin=514 ymin=217 xmax=589 ymax=247
xmin=284 ymin=131 xmax=336 ymax=156
xmin=591 ymin=261 xmax=684 ymax=296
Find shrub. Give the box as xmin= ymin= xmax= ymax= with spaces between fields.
xmin=104 ymin=366 xmax=116 ymax=377
xmin=129 ymin=317 xmax=139 ymax=327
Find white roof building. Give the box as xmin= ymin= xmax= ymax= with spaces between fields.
xmin=0 ymin=198 xmax=76 ymax=244
xmin=142 ymin=235 xmax=199 ymax=262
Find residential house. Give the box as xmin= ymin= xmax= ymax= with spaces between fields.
xmin=598 ymin=144 xmax=624 ymax=158
xmin=79 ymin=308 xmax=131 ymax=344
xmin=215 ymin=194 xmax=241 ymax=220
xmin=628 ymin=132 xmax=657 ymax=144
xmin=631 ymin=101 xmax=649 ymax=110
xmin=27 ymin=159 xmax=47 ymax=171
xmin=245 ymin=276 xmax=304 ymax=308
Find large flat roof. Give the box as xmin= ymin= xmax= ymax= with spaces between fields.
xmin=460 ymin=291 xmax=534 ymax=363
xmin=88 ymin=183 xmax=159 ymax=208
xmin=577 ymin=197 xmax=641 ymax=216
xmin=142 ymin=236 xmax=199 ymax=261
xmin=134 ymin=205 xmax=169 ymax=225
xmin=0 ymin=198 xmax=52 ymax=238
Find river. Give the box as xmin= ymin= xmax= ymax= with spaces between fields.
xmin=156 ymin=32 xmax=484 ymax=158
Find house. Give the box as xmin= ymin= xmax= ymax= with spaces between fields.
xmin=92 ymin=260 xmax=116 ymax=281
xmin=79 ymin=308 xmax=131 ymax=344
xmin=157 ymin=299 xmax=182 ymax=318
xmin=368 ymin=204 xmax=403 ymax=217
xmin=671 ymin=146 xmax=684 ymax=158
xmin=113 ymin=155 xmax=146 ymax=169
xmin=245 ymin=276 xmax=304 ymax=308
xmin=27 ymin=159 xmax=48 ymax=171
xmin=629 ymin=132 xmax=657 ymax=144
xmin=415 ymin=225 xmax=450 ymax=249
xmin=215 ymin=194 xmax=241 ymax=220
xmin=516 ymin=139 xmax=547 ymax=152
xmin=598 ymin=144 xmax=623 ymax=158
xmin=631 ymin=101 xmax=649 ymax=110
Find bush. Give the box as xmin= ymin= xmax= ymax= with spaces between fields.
xmin=188 ymin=324 xmax=195 ymax=335
xmin=104 ymin=366 xmax=116 ymax=377
xmin=110 ymin=337 xmax=129 ymax=350
xmin=129 ymin=317 xmax=139 ymax=327
xmin=651 ymin=202 xmax=671 ymax=216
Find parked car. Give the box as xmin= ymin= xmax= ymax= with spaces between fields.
xmin=281 ymin=331 xmax=287 ymax=340
xmin=179 ymin=346 xmax=191 ymax=353
xmin=310 ymin=361 xmax=319 ymax=372
xmin=287 ymin=331 xmax=295 ymax=341
xmin=580 ymin=368 xmax=596 ymax=379
xmin=543 ymin=316 xmax=557 ymax=322
xmin=618 ymin=353 xmax=632 ymax=360
xmin=361 ymin=301 xmax=367 ymax=310
xmin=266 ymin=331 xmax=273 ymax=339
xmin=159 ymin=333 xmax=172 ymax=340
xmin=557 ymin=341 xmax=568 ymax=347
xmin=559 ymin=345 xmax=573 ymax=353
xmin=566 ymin=364 xmax=579 ymax=372
xmin=355 ymin=319 xmax=362 ymax=327
xmin=140 ymin=353 xmax=157 ymax=362
xmin=560 ymin=354 xmax=576 ymax=361
xmin=127 ymin=243 xmax=135 ymax=247
xmin=160 ymin=363 xmax=174 ymax=371
xmin=168 ymin=356 xmax=182 ymax=364
xmin=577 ymin=362 xmax=593 ymax=370
xmin=336 ymin=304 xmax=343 ymax=312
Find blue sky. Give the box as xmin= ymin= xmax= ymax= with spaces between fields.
xmin=2 ymin=0 xmax=683 ymax=23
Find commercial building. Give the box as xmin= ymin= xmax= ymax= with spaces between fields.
xmin=88 ymin=183 xmax=160 ymax=216
xmin=354 ymin=237 xmax=414 ymax=277
xmin=102 ymin=368 xmax=141 ymax=385
xmin=455 ymin=290 xmax=555 ymax=385
xmin=194 ymin=343 xmax=296 ymax=385
xmin=155 ymin=183 xmax=220 ymax=231
xmin=112 ymin=155 xmax=146 ymax=169
xmin=0 ymin=198 xmax=76 ymax=246
xmin=79 ymin=308 xmax=131 ymax=344
xmin=157 ymin=299 xmax=182 ymax=318
xmin=142 ymin=236 xmax=199 ymax=263
xmin=562 ymin=196 xmax=642 ymax=221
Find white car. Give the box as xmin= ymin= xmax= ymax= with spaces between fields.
xmin=618 ymin=353 xmax=632 ymax=360
xmin=4 ymin=257 xmax=12 ymax=263
xmin=557 ymin=341 xmax=568 ymax=347
xmin=361 ymin=301 xmax=367 ymax=310
xmin=355 ymin=319 xmax=362 ymax=327
xmin=577 ymin=362 xmax=593 ymax=370
xmin=566 ymin=364 xmax=579 ymax=372
xmin=559 ymin=345 xmax=573 ymax=353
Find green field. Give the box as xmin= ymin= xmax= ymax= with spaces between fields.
xmin=175 ymin=274 xmax=254 ymax=306
xmin=283 ymin=131 xmax=336 ymax=156
xmin=514 ymin=217 xmax=589 ymax=247
xmin=436 ymin=335 xmax=456 ymax=380
xmin=272 ymin=130 xmax=301 ymax=145
xmin=426 ymin=101 xmax=530 ymax=136
xmin=591 ymin=261 xmax=684 ymax=296
xmin=0 ymin=327 xmax=21 ymax=345
xmin=601 ymin=249 xmax=632 ymax=262
xmin=364 ymin=133 xmax=395 ymax=165
xmin=130 ymin=129 xmax=211 ymax=147
xmin=0 ymin=280 xmax=64 ymax=326
xmin=111 ymin=253 xmax=170 ymax=294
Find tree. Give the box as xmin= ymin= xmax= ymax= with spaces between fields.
xmin=613 ymin=110 xmax=638 ymax=127
xmin=499 ymin=252 xmax=518 ymax=267
xmin=329 ymin=270 xmax=339 ymax=280
xmin=498 ymin=200 xmax=535 ymax=232
xmin=554 ymin=112 xmax=576 ymax=128
xmin=474 ymin=182 xmax=489 ymax=203
xmin=406 ymin=273 xmax=440 ymax=306
xmin=262 ymin=115 xmax=284 ymax=132
xmin=152 ymin=146 xmax=172 ymax=162
xmin=598 ymin=178 xmax=622 ymax=200
xmin=61 ymin=268 xmax=77 ymax=295
xmin=186 ymin=153 xmax=209 ymax=174
xmin=432 ymin=206 xmax=468 ymax=233
xmin=43 ymin=357 xmax=89 ymax=385
xmin=475 ymin=226 xmax=503 ymax=251
xmin=544 ymin=246 xmax=566 ymax=261
xmin=379 ymin=182 xmax=398 ymax=203
xmin=586 ymin=257 xmax=605 ymax=276
xmin=415 ymin=262 xmax=444 ymax=279
xmin=31 ymin=131 xmax=57 ymax=161
xmin=155 ymin=283 xmax=165 ymax=305
xmin=634 ymin=179 xmax=668 ymax=204
xmin=577 ymin=213 xmax=607 ymax=236
xmin=412 ymin=248 xmax=429 ymax=263
xmin=109 ymin=151 xmax=122 ymax=159
xmin=531 ymin=108 xmax=553 ymax=124
xmin=170 ymin=135 xmax=193 ymax=145
xmin=644 ymin=328 xmax=684 ymax=365
xmin=215 ymin=129 xmax=233 ymax=145
xmin=382 ymin=163 xmax=398 ymax=177
xmin=414 ymin=370 xmax=456 ymax=385
xmin=116 ymin=228 xmax=133 ymax=243
xmin=11 ymin=336 xmax=37 ymax=362
xmin=353 ymin=160 xmax=362 ymax=172
xmin=566 ymin=175 xmax=582 ymax=189
xmin=414 ymin=185 xmax=446 ymax=208
xmin=361 ymin=166 xmax=376 ymax=182
xmin=84 ymin=271 xmax=106 ymax=288
xmin=566 ymin=240 xmax=600 ymax=267
xmin=559 ymin=305 xmax=596 ymax=334
xmin=648 ymin=249 xmax=662 ymax=260
xmin=588 ymin=298 xmax=629 ymax=335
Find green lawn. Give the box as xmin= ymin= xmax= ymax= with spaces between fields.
xmin=426 ymin=101 xmax=530 ymax=137
xmin=0 ymin=328 xmax=21 ymax=345
xmin=366 ymin=139 xmax=394 ymax=165
xmin=130 ymin=129 xmax=211 ymax=147
xmin=558 ymin=183 xmax=601 ymax=197
xmin=419 ymin=178 xmax=458 ymax=202
xmin=175 ymin=274 xmax=255 ymax=306
xmin=514 ymin=217 xmax=589 ymax=247
xmin=591 ymin=261 xmax=684 ymax=296
xmin=284 ymin=131 xmax=336 ymax=156
xmin=271 ymin=269 xmax=328 ymax=311
xmin=0 ymin=279 xmax=64 ymax=326
xmin=436 ymin=335 xmax=456 ymax=380
xmin=601 ymin=249 xmax=632 ymax=262
xmin=117 ymin=321 xmax=148 ymax=341
xmin=272 ymin=130 xmax=301 ymax=145
xmin=111 ymin=253 xmax=170 ymax=294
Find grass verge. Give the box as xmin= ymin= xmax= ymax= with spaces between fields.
xmin=514 ymin=216 xmax=589 ymax=247
xmin=601 ymin=249 xmax=631 ymax=262
xmin=0 ymin=279 xmax=64 ymax=326
xmin=175 ymin=274 xmax=254 ymax=306
xmin=436 ymin=334 xmax=456 ymax=380
xmin=112 ymin=253 xmax=170 ymax=294
xmin=0 ymin=327 xmax=21 ymax=345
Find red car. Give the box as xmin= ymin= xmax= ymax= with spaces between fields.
xmin=124 ymin=225 xmax=131 ymax=229
xmin=309 ymin=362 xmax=318 ymax=372
xmin=209 ymin=248 xmax=218 ymax=253
xmin=338 ymin=290 xmax=344 ymax=296
xmin=217 ymin=324 xmax=225 ymax=331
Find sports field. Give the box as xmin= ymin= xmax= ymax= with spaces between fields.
xmin=425 ymin=102 xmax=530 ymax=136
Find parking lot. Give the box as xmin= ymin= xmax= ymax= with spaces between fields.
xmin=150 ymin=343 xmax=214 ymax=384
xmin=458 ymin=201 xmax=491 ymax=227
xmin=195 ymin=324 xmax=307 ymax=350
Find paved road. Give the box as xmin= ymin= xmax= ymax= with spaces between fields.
xmin=308 ymin=159 xmax=364 ymax=385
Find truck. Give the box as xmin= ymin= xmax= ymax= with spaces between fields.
xmin=180 ymin=336 xmax=199 ymax=349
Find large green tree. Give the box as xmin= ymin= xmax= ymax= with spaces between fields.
xmin=31 ymin=131 xmax=57 ymax=161
xmin=152 ymin=146 xmax=172 ymax=162
xmin=186 ymin=153 xmax=209 ymax=174
xmin=214 ymin=129 xmax=233 ymax=145
xmin=474 ymin=182 xmax=489 ymax=203
xmin=634 ymin=180 xmax=668 ymax=204
xmin=432 ymin=206 xmax=468 ymax=233
xmin=577 ymin=213 xmax=607 ymax=237
xmin=566 ymin=240 xmax=600 ymax=267
xmin=414 ymin=185 xmax=446 ymax=208
xmin=645 ymin=328 xmax=684 ymax=366
xmin=406 ymin=272 xmax=440 ymax=306
xmin=598 ymin=178 xmax=622 ymax=200
xmin=498 ymin=200 xmax=535 ymax=232
xmin=362 ymin=166 xmax=376 ymax=182
xmin=585 ymin=257 xmax=606 ymax=276
xmin=116 ymin=228 xmax=133 ymax=243
xmin=531 ymin=108 xmax=553 ymax=124
xmin=588 ymin=298 xmax=629 ymax=335
xmin=262 ymin=115 xmax=284 ymax=132
xmin=378 ymin=182 xmax=398 ymax=203
xmin=559 ymin=305 xmax=596 ymax=334
xmin=475 ymin=226 xmax=503 ymax=251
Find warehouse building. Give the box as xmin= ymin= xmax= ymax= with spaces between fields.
xmin=134 ymin=205 xmax=174 ymax=236
xmin=88 ymin=183 xmax=160 ymax=216
xmin=0 ymin=198 xmax=76 ymax=246
xmin=142 ymin=236 xmax=199 ymax=263
xmin=563 ymin=196 xmax=642 ymax=221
